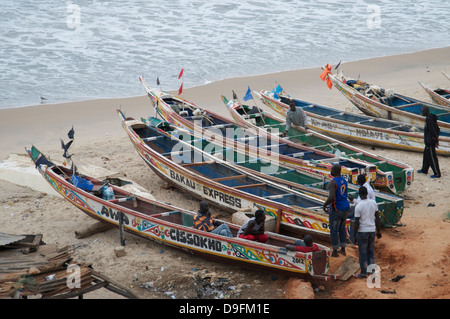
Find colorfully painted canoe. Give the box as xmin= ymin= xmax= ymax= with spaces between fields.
xmin=118 ymin=109 xmax=346 ymax=240
xmin=26 ymin=145 xmax=334 ymax=280
xmin=232 ymin=92 xmax=415 ymax=194
xmin=255 ymin=89 xmax=450 ymax=156
xmin=140 ymin=77 xmax=378 ymax=185
xmin=419 ymin=81 xmax=450 ymax=108
xmin=324 ymin=70 xmax=450 ymax=130
xmin=141 ymin=116 xmax=404 ymax=228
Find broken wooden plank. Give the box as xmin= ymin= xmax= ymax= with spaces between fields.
xmin=74 ymin=221 xmax=115 ymax=239
xmin=333 ymin=256 xmax=360 ymax=281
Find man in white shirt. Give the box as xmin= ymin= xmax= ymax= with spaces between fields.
xmin=348 ymin=174 xmax=376 ymax=243
xmin=354 ymin=175 xmax=375 ymax=204
xmin=353 ymin=186 xmax=382 ymax=279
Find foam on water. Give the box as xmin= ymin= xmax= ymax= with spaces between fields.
xmin=0 ymin=0 xmax=449 ymax=109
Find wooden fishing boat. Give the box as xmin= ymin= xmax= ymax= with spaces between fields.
xmin=233 ymin=92 xmax=416 ymax=194
xmin=255 ymin=89 xmax=450 ymax=156
xmin=141 ymin=116 xmax=404 ymax=228
xmin=26 ymin=145 xmax=334 ymax=280
xmin=118 ymin=109 xmax=347 ymax=240
xmin=419 ymin=81 xmax=450 ymax=108
xmin=140 ymin=77 xmax=378 ymax=185
xmin=324 ymin=69 xmax=450 ymax=130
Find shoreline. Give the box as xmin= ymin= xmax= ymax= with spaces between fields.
xmin=1 ymin=46 xmax=449 ymax=299
xmin=2 ymin=46 xmax=449 ymax=160
xmin=2 ymin=46 xmax=449 ymax=111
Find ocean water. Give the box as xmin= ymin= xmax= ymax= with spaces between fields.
xmin=1 ymin=0 xmax=449 ymax=109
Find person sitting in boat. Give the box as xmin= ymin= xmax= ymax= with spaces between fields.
xmin=281 ymin=99 xmax=308 ymax=137
xmin=193 ymin=201 xmax=233 ymax=237
xmin=285 ymin=234 xmax=319 ymax=253
xmin=237 ymin=210 xmax=268 ymax=243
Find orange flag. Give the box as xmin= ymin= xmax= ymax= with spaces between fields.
xmin=320 ymin=64 xmax=333 ymax=89
xmin=320 ymin=64 xmax=331 ymax=81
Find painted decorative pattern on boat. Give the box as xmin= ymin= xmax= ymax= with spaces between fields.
xmin=40 ymin=167 xmax=312 ymax=274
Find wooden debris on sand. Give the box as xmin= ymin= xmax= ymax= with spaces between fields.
xmin=333 ymin=256 xmax=360 ymax=281
xmin=0 ymin=233 xmax=137 ymax=299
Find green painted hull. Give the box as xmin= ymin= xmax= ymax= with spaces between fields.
xmin=144 ymin=116 xmax=404 ymax=228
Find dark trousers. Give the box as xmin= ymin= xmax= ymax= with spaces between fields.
xmin=357 ymin=232 xmax=375 ymax=276
xmin=421 ymin=145 xmax=441 ymax=177
xmin=329 ymin=210 xmax=348 ymax=250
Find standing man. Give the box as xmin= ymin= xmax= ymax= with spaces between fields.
xmin=323 ymin=163 xmax=350 ymax=257
xmin=348 ymin=174 xmax=375 ymax=243
xmin=418 ymin=106 xmax=441 ymax=178
xmin=353 ymin=186 xmax=382 ymax=279
xmin=282 ymin=99 xmax=308 ymax=137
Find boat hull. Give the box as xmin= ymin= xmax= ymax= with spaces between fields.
xmin=140 ymin=77 xmax=379 ymax=186
xmin=328 ymin=73 xmax=450 ymax=130
xmin=144 ymin=115 xmax=405 ymax=228
xmin=419 ymin=81 xmax=450 ymax=108
xmin=27 ymin=147 xmax=332 ymax=279
xmin=254 ymin=91 xmax=416 ymax=194
xmin=256 ymin=90 xmax=450 ymax=156
xmin=118 ymin=112 xmax=337 ymax=240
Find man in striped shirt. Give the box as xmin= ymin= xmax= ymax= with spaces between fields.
xmin=193 ymin=201 xmax=233 ymax=237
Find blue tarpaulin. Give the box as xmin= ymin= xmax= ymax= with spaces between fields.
xmin=71 ymin=174 xmax=93 ymax=191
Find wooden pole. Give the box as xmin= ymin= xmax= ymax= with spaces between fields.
xmin=275 ymin=208 xmax=282 ymax=233
xmin=119 ymin=212 xmax=125 ymax=246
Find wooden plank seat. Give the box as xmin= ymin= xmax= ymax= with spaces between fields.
xmin=232 ymin=183 xmax=267 ymax=189
xmin=212 ymin=174 xmax=247 ymax=182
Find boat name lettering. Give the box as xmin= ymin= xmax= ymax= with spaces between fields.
xmin=355 ymin=129 xmax=387 ymax=140
xmin=292 ymin=256 xmax=305 ymax=264
xmin=170 ymin=170 xmax=196 ymax=189
xmin=100 ymin=206 xmax=130 ymax=225
xmin=169 ymin=229 xmax=222 ymax=251
xmin=310 ymin=118 xmax=336 ymax=131
xmin=203 ymin=186 xmax=242 ymax=208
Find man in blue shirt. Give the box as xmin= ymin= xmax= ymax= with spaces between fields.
xmin=323 ymin=164 xmax=350 ymax=257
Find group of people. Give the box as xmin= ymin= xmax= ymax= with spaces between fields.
xmin=322 ymin=163 xmax=382 ymax=279
xmin=192 ymin=101 xmax=441 ymax=280
xmin=193 ymin=200 xmax=319 ymax=252
xmin=281 ymin=100 xmax=442 ymax=277
xmin=193 ymin=200 xmax=268 ymax=243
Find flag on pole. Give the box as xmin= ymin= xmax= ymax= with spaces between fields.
xmin=156 ymin=76 xmax=160 ymax=86
xmin=60 ymin=138 xmax=73 ymax=159
xmin=243 ymin=86 xmax=253 ymax=101
xmin=178 ymin=68 xmax=184 ymax=79
xmin=232 ymin=90 xmax=238 ymax=100
xmin=334 ymin=60 xmax=341 ymax=70
xmin=320 ymin=64 xmax=333 ymax=90
xmin=178 ymin=82 xmax=183 ymax=95
xmin=275 ymin=84 xmax=283 ymax=94
xmin=68 ymin=126 xmax=74 ymax=140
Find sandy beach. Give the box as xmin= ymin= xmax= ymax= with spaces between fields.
xmin=1 ymin=47 xmax=449 ymax=300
